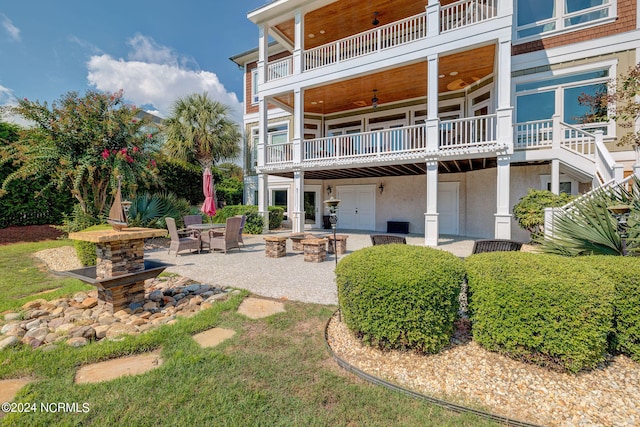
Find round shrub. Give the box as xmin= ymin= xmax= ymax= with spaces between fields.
xmin=466 ymin=252 xmax=615 ymax=373
xmin=336 ymin=244 xmax=465 ymax=353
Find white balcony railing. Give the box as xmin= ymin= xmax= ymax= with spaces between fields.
xmin=267 ymin=57 xmax=293 ymax=81
xmin=560 ymin=122 xmax=594 ymax=158
xmin=439 ymin=115 xmax=497 ymax=151
xmin=303 ymin=125 xmax=427 ymax=161
xmin=441 ymin=0 xmax=497 ymax=32
xmin=514 ymin=119 xmax=554 ymax=150
xmin=304 ymin=12 xmax=428 ymax=71
xmin=266 ymin=142 xmax=294 ymax=164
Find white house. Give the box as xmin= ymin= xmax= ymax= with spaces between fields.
xmin=230 ymin=0 xmax=640 ymax=245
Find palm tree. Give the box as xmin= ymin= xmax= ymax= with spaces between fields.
xmin=163 ymin=93 xmax=241 ymax=170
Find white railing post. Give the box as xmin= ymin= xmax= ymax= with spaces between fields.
xmin=544 ymin=207 xmax=555 ymax=238
xmin=552 ymin=115 xmax=562 ymax=149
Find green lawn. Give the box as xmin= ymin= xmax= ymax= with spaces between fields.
xmin=0 ymin=241 xmax=497 ymax=426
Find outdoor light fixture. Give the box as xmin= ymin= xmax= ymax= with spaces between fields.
xmin=378 ymin=183 xmax=384 ymax=194
xmin=372 ymin=11 xmax=379 ymax=26
xmin=326 ymin=185 xmax=332 ymax=196
xmin=607 ymin=204 xmax=632 ymax=256
xmin=372 ymin=89 xmax=379 ymax=109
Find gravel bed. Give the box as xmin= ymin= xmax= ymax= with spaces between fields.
xmin=327 ymin=313 xmax=640 ymax=427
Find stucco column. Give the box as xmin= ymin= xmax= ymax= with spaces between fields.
xmin=258 ymin=173 xmax=269 ymax=233
xmin=293 ymin=87 xmax=304 ymax=164
xmin=292 ymin=169 xmax=305 ymax=233
xmin=293 ymin=10 xmax=304 ymax=75
xmin=495 ymin=155 xmax=512 ymax=239
xmin=550 ymin=159 xmax=560 ymax=194
xmin=425 ymin=158 xmax=439 ymax=247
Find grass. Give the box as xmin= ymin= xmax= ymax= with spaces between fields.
xmin=0 ymin=240 xmax=91 ymax=312
xmin=0 ymin=241 xmax=498 ymax=426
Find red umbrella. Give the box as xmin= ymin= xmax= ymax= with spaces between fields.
xmin=201 ymin=167 xmax=216 ymax=219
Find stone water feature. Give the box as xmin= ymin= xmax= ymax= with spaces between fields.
xmin=64 ymin=228 xmax=170 ymax=313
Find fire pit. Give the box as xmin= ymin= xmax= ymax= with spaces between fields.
xmin=64 ymin=227 xmax=171 ymax=313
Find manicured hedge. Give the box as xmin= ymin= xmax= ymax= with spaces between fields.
xmin=466 ymin=252 xmax=615 ymax=373
xmin=336 ymin=245 xmax=465 ymax=353
xmin=582 ymin=256 xmax=640 ymax=362
xmin=212 ymin=205 xmax=284 ymax=233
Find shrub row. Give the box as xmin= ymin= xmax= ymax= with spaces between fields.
xmin=466 ymin=252 xmax=640 ymax=372
xmin=336 ymin=245 xmax=465 ymax=354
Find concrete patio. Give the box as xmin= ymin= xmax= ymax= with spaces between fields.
xmin=145 ymin=231 xmax=477 ymax=305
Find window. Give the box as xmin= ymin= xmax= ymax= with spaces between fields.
xmin=250 ymin=123 xmax=290 ymax=167
xmin=251 ymin=69 xmax=258 ymax=104
xmin=272 ymin=189 xmax=288 ymax=219
xmin=541 ymin=174 xmax=577 ymax=195
xmin=515 ymin=68 xmax=611 ymax=133
xmin=516 ymin=0 xmax=611 ymax=39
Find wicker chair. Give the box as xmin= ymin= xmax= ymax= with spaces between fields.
xmin=236 ymin=215 xmax=246 ymax=246
xmin=206 ymin=216 xmax=242 ymax=254
xmin=179 ymin=214 xmax=203 ymax=237
xmin=370 ymin=234 xmax=407 ymax=245
xmin=166 ymin=217 xmax=203 ymax=256
xmin=471 ymin=239 xmax=522 ymax=254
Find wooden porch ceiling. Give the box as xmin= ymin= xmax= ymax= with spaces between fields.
xmin=275 ymin=0 xmax=459 ymax=50
xmin=271 ymin=45 xmax=495 ymax=115
xmin=268 ymin=157 xmax=499 ymax=180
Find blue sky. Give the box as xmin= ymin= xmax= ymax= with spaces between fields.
xmin=0 ymin=1 xmax=269 ymax=123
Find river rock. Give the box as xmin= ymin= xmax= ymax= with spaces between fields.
xmin=66 ymin=337 xmax=89 ymax=347
xmin=94 ymin=325 xmax=111 ymax=339
xmin=106 ymin=323 xmax=138 ymax=339
xmin=81 ymin=297 xmax=98 ymax=309
xmin=69 ymin=326 xmax=96 ymax=340
xmin=0 ymin=336 xmax=20 ymax=350
xmin=4 ymin=312 xmax=21 ymax=321
xmin=22 ymin=299 xmax=47 ymax=310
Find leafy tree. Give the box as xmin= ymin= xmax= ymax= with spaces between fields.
xmin=163 ymin=93 xmax=241 ymax=171
xmin=0 ymin=90 xmax=160 ymax=215
xmin=579 ymin=63 xmax=640 ymax=146
xmin=513 ymin=189 xmax=574 ymax=240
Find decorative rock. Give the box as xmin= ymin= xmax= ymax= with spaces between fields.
xmin=56 ymin=323 xmax=77 ymax=335
xmin=208 ymin=293 xmax=228 ymax=302
xmin=143 ymin=301 xmax=158 ymax=310
xmin=73 ymin=292 xmax=89 ymax=303
xmin=81 ymin=297 xmax=98 ymax=309
xmin=69 ymin=326 xmax=96 ymax=340
xmin=22 ymin=299 xmax=47 ymax=310
xmin=185 ymin=284 xmax=201 ymax=293
xmin=94 ymin=325 xmax=111 ymax=339
xmin=0 ymin=336 xmax=20 ymax=350
xmin=25 ymin=319 xmax=43 ymax=330
xmin=66 ymin=337 xmax=89 ymax=347
xmin=148 ymin=290 xmax=163 ymax=301
xmin=2 ymin=323 xmax=21 ymax=335
xmin=4 ymin=312 xmax=21 ymax=321
xmin=23 ymin=326 xmax=49 ymax=342
xmin=44 ymin=333 xmax=58 ymax=344
xmin=26 ymin=309 xmax=50 ymax=319
xmin=173 ymin=293 xmax=185 ymax=301
xmin=98 ymin=315 xmax=117 ymax=325
xmin=105 ymin=323 xmax=138 ymax=339
xmin=51 ymin=307 xmax=65 ymax=317
xmin=188 ymin=295 xmax=204 ymax=306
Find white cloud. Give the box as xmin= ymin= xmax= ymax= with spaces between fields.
xmin=86 ymin=34 xmax=242 ymax=122
xmin=0 ymin=14 xmax=20 ymax=42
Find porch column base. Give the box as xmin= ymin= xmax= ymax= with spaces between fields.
xmin=424 ymin=213 xmax=439 ymax=247
xmin=494 ymin=214 xmax=512 ymax=240
xmin=291 ymin=211 xmax=304 ymax=233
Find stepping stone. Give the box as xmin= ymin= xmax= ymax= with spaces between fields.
xmin=0 ymin=378 xmax=32 ymax=403
xmin=74 ymin=351 xmax=162 ymax=384
xmin=192 ymin=328 xmax=236 ymax=348
xmin=237 ymin=297 xmax=286 ymax=319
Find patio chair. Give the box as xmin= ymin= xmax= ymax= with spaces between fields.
xmin=471 ymin=239 xmax=522 ymax=255
xmin=370 ymin=234 xmax=407 ymax=245
xmin=166 ymin=217 xmax=204 ymax=256
xmin=179 ymin=215 xmax=203 ymax=237
xmin=205 ymin=216 xmax=242 ymax=254
xmin=236 ymin=214 xmax=246 ymax=246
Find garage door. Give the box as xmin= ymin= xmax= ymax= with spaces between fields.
xmin=335 ymin=185 xmax=375 ymax=230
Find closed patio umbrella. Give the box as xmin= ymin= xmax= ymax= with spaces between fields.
xmin=201 ymin=167 xmax=216 ymax=221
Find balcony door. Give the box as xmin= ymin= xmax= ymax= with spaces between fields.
xmin=335 ymin=185 xmax=375 ymax=231
xmin=304 ymin=185 xmax=322 ymax=229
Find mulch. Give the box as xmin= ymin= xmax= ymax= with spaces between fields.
xmin=0 ymin=225 xmax=66 ymax=246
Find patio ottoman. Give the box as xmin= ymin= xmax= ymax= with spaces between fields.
xmin=264 ymin=236 xmax=287 ymax=258
xmin=326 ymin=234 xmax=348 ymax=255
xmin=302 ymin=238 xmax=327 ymax=262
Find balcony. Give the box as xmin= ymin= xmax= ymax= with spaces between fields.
xmin=264 ymin=115 xmax=500 ymax=167
xmin=265 ymin=0 xmax=499 ymax=82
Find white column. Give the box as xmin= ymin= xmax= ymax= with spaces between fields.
xmin=495 ymin=37 xmax=513 ymax=153
xmin=495 ymin=155 xmax=512 ymax=239
xmin=258 ymin=24 xmax=269 ymax=86
xmin=424 ymin=158 xmax=439 ymax=247
xmin=258 ymin=173 xmax=269 ymax=232
xmin=293 ymin=10 xmax=304 ymax=75
xmin=426 ymin=1 xmax=440 ymax=38
xmin=293 ymin=87 xmax=304 ymax=164
xmin=551 ymin=159 xmax=560 ymax=194
xmin=292 ymin=169 xmax=305 ymax=233
xmin=426 ymin=54 xmax=439 ymax=154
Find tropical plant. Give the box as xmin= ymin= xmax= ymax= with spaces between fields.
xmin=537 ymin=177 xmax=640 ymax=256
xmin=0 ymin=90 xmax=160 ymax=216
xmin=126 ymin=192 xmax=191 ymax=229
xmin=163 ymin=93 xmax=241 ymax=171
xmin=512 ymin=189 xmax=574 ymax=240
